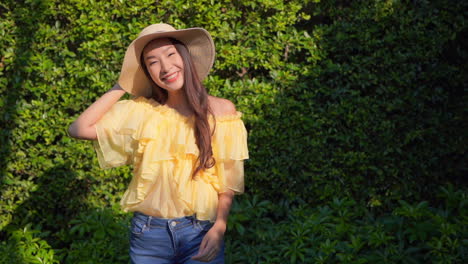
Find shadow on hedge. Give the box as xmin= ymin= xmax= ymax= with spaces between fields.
xmin=1 ymin=161 xmax=131 ymax=263
xmin=1 ymin=162 xmax=86 ymax=259
xmin=1 ymin=0 xmax=44 ymax=188
xmin=241 ymin=0 xmax=468 ymax=208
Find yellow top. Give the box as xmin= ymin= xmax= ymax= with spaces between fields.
xmin=93 ymin=97 xmax=249 ymax=221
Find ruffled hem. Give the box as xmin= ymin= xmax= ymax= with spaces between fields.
xmin=119 ymin=159 xmax=221 ymax=221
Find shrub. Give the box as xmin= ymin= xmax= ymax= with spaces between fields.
xmin=226 ymin=186 xmax=468 ymax=263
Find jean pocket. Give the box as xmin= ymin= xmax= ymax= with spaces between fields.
xmin=130 ymin=217 xmax=146 ymax=235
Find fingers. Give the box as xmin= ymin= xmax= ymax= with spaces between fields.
xmin=200 ymin=235 xmax=209 ymax=251
xmin=191 ymin=239 xmax=220 ymax=262
xmin=192 ymin=249 xmax=218 ymax=262
xmin=191 ymin=237 xmax=209 ymax=261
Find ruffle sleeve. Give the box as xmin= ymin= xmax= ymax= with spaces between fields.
xmin=93 ymin=97 xmax=151 ymax=169
xmin=210 ymin=113 xmax=249 ymax=194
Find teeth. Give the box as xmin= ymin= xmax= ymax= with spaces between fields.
xmin=164 ymin=72 xmax=176 ymax=81
xmin=166 ymin=72 xmax=177 ymax=81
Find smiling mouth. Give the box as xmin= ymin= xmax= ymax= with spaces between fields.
xmin=163 ymin=72 xmax=179 ymax=83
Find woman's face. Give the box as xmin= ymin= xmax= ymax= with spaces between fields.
xmin=142 ymin=38 xmax=185 ymax=92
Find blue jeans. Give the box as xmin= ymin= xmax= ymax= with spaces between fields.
xmin=129 ymin=212 xmax=225 ymax=264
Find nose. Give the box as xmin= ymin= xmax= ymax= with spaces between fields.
xmin=159 ymin=59 xmax=170 ymax=74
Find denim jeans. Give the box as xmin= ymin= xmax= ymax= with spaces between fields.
xmin=129 ymin=212 xmax=225 ymax=264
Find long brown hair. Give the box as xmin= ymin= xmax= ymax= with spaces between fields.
xmin=141 ymin=38 xmax=215 ymax=177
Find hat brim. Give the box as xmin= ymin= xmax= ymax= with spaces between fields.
xmin=118 ymin=26 xmax=215 ymax=97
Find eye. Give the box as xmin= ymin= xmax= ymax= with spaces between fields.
xmin=168 ymin=52 xmax=175 ymax=57
xmin=149 ymin=60 xmax=159 ymax=66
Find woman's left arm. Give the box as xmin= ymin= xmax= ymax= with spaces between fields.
xmin=191 ymin=190 xmax=234 ymax=262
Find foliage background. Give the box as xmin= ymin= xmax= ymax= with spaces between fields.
xmin=0 ymin=0 xmax=467 ymax=263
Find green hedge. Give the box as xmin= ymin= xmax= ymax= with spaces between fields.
xmin=1 ymin=186 xmax=466 ymax=263
xmin=1 ymin=0 xmax=467 ymax=263
xmin=226 ymin=186 xmax=468 ymax=263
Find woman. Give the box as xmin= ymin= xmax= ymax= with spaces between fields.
xmin=68 ymin=23 xmax=249 ymax=263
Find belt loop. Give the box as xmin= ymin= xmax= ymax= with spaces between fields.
xmin=146 ymin=215 xmax=152 ymax=227
xmin=192 ymin=213 xmax=197 ymax=226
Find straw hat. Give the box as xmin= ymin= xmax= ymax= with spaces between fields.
xmin=118 ymin=23 xmax=215 ymax=97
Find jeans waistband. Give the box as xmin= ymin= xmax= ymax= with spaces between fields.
xmin=133 ymin=212 xmax=198 ymax=226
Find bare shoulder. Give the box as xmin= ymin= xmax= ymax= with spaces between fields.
xmin=208 ymin=96 xmax=237 ymax=116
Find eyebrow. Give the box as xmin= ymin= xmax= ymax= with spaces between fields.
xmin=144 ymin=46 xmax=174 ymax=61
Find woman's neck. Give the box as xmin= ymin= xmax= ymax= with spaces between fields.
xmin=166 ymin=90 xmax=192 ymax=116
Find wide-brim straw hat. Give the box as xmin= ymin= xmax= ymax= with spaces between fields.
xmin=118 ymin=23 xmax=215 ymax=97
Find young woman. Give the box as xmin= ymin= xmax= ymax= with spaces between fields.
xmin=68 ymin=23 xmax=248 ymax=263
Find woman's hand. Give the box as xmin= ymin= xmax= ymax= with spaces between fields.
xmin=191 ymin=190 xmax=234 ymax=262
xmin=191 ymin=222 xmax=226 ymax=262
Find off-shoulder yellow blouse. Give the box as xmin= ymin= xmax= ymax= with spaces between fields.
xmin=93 ymin=97 xmax=248 ymax=221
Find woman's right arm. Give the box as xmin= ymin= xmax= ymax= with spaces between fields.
xmin=68 ymin=84 xmax=126 ymax=140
